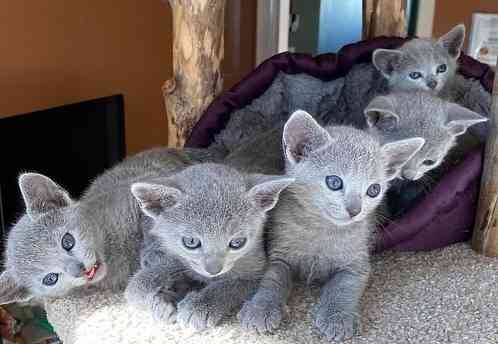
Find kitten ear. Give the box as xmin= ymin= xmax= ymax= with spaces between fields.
xmin=437 ymin=24 xmax=465 ymax=59
xmin=18 ymin=173 xmax=74 ymax=220
xmin=283 ymin=110 xmax=331 ymax=165
xmin=381 ymin=137 xmax=426 ymax=180
xmin=372 ymin=49 xmax=403 ymax=79
xmin=445 ymin=103 xmax=488 ymax=136
xmin=364 ymin=95 xmax=400 ymax=130
xmin=0 ymin=271 xmax=32 ymax=304
xmin=131 ymin=182 xmax=183 ymax=218
xmin=247 ymin=176 xmax=295 ymax=213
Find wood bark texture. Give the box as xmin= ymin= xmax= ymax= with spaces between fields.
xmin=364 ymin=0 xmax=407 ymax=39
xmin=163 ymin=0 xmax=226 ymax=147
xmin=472 ymin=57 xmax=498 ymax=256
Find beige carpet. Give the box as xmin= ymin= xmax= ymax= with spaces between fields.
xmin=45 ymin=243 xmax=498 ymax=344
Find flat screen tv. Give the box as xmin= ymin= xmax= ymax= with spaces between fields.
xmin=0 ymin=95 xmax=126 ymax=237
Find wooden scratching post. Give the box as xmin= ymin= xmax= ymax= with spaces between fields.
xmin=472 ymin=58 xmax=498 ymax=257
xmin=363 ymin=0 xmax=407 ymax=39
xmin=163 ymin=0 xmax=226 ymax=148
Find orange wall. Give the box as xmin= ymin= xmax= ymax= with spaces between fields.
xmin=0 ymin=1 xmax=172 ymax=154
xmin=433 ymin=1 xmax=498 ymax=50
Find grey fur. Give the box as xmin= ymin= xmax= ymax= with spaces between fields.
xmin=364 ymin=92 xmax=487 ymax=181
xmin=125 ymin=163 xmax=293 ymax=331
xmin=0 ymin=147 xmax=214 ymax=304
xmin=373 ymin=24 xmax=465 ymax=94
xmin=210 ymin=73 xmax=345 ymax=154
xmin=237 ymin=111 xmax=424 ymax=340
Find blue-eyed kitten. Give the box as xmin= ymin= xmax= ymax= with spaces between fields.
xmin=125 ymin=163 xmax=293 ymax=331
xmin=373 ymin=24 xmax=465 ymax=94
xmin=0 ymin=147 xmax=212 ymax=304
xmin=238 ymin=111 xmax=424 ymax=340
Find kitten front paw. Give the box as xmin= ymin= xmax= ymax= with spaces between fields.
xmin=176 ymin=291 xmax=224 ymax=331
xmin=238 ymin=295 xmax=284 ymax=334
xmin=149 ymin=290 xmax=178 ymax=324
xmin=313 ymin=306 xmax=360 ymax=341
xmin=126 ymin=288 xmax=178 ymax=324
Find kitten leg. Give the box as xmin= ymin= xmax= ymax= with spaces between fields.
xmin=313 ymin=267 xmax=369 ymax=341
xmin=125 ymin=265 xmax=187 ymax=323
xmin=238 ymin=259 xmax=292 ymax=333
xmin=176 ymin=278 xmax=259 ymax=331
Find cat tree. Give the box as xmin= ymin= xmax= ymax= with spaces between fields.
xmin=162 ymin=0 xmax=225 ymax=148
xmin=161 ymin=0 xmax=498 ymax=257
xmin=472 ymin=70 xmax=498 ymax=256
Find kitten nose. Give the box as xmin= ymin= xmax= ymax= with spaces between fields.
xmin=346 ymin=204 xmax=362 ymax=218
xmin=204 ymin=259 xmax=224 ymax=276
xmin=427 ymin=80 xmax=437 ymax=89
xmin=64 ymin=261 xmax=85 ymax=278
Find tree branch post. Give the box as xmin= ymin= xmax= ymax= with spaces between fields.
xmin=363 ymin=0 xmax=407 ymax=39
xmin=163 ymin=0 xmax=226 ymax=147
xmin=472 ymin=57 xmax=498 ymax=257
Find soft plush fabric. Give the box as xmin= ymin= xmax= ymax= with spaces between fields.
xmin=185 ymin=37 xmax=494 ymax=252
xmin=46 ymin=243 xmax=498 ymax=344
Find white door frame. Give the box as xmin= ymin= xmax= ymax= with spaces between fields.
xmin=255 ymin=0 xmax=290 ymax=66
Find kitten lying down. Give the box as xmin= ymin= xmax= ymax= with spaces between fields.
xmin=125 ymin=163 xmax=293 ymax=330
xmin=0 ymin=147 xmax=218 ymax=304
xmin=230 ymin=111 xmax=424 ymax=340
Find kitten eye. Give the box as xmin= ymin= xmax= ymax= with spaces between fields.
xmin=42 ymin=273 xmax=59 ymax=286
xmin=366 ymin=184 xmax=381 ymax=198
xmin=61 ymin=233 xmax=75 ymax=251
xmin=436 ymin=64 xmax=447 ymax=73
xmin=229 ymin=237 xmax=247 ymax=250
xmin=422 ymin=159 xmax=435 ymax=166
xmin=182 ymin=236 xmax=201 ymax=250
xmin=325 ymin=175 xmax=343 ymax=191
xmin=409 ymin=72 xmax=422 ymax=80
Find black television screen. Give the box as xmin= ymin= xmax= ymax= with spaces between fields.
xmin=0 ymin=95 xmax=125 ymax=236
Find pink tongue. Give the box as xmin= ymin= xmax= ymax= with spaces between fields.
xmin=85 ymin=265 xmax=97 ymax=280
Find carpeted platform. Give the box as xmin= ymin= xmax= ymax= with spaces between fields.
xmin=45 ymin=243 xmax=498 ymax=344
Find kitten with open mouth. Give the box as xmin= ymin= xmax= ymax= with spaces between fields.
xmin=0 ymin=147 xmax=211 ymax=304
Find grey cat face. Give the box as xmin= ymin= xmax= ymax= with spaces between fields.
xmin=373 ymin=24 xmax=465 ymax=94
xmin=0 ymin=174 xmax=107 ymax=304
xmin=132 ymin=163 xmax=293 ymax=278
xmin=283 ymin=111 xmax=424 ymax=225
xmin=365 ymin=92 xmax=487 ymax=180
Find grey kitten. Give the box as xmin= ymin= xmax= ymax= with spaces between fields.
xmin=322 ymin=24 xmax=468 ymax=129
xmin=0 ymin=147 xmax=210 ymax=304
xmin=364 ymin=92 xmax=487 ymax=181
xmin=373 ymin=24 xmax=465 ymax=95
xmin=238 ymin=111 xmax=424 ymax=340
xmin=125 ymin=163 xmax=293 ymax=330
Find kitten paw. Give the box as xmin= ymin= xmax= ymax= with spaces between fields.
xmin=149 ymin=290 xmax=178 ymax=324
xmin=238 ymin=297 xmax=283 ymax=334
xmin=176 ymin=291 xmax=223 ymax=331
xmin=126 ymin=288 xmax=178 ymax=324
xmin=313 ymin=307 xmax=360 ymax=341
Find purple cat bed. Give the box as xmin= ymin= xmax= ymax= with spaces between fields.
xmin=185 ymin=37 xmax=494 ymax=252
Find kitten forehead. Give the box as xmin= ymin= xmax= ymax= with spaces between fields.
xmin=400 ymin=38 xmax=449 ymax=59
xmin=378 ymin=92 xmax=449 ymax=135
xmin=158 ymin=164 xmax=252 ymax=228
xmin=305 ymin=126 xmax=383 ymax=177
